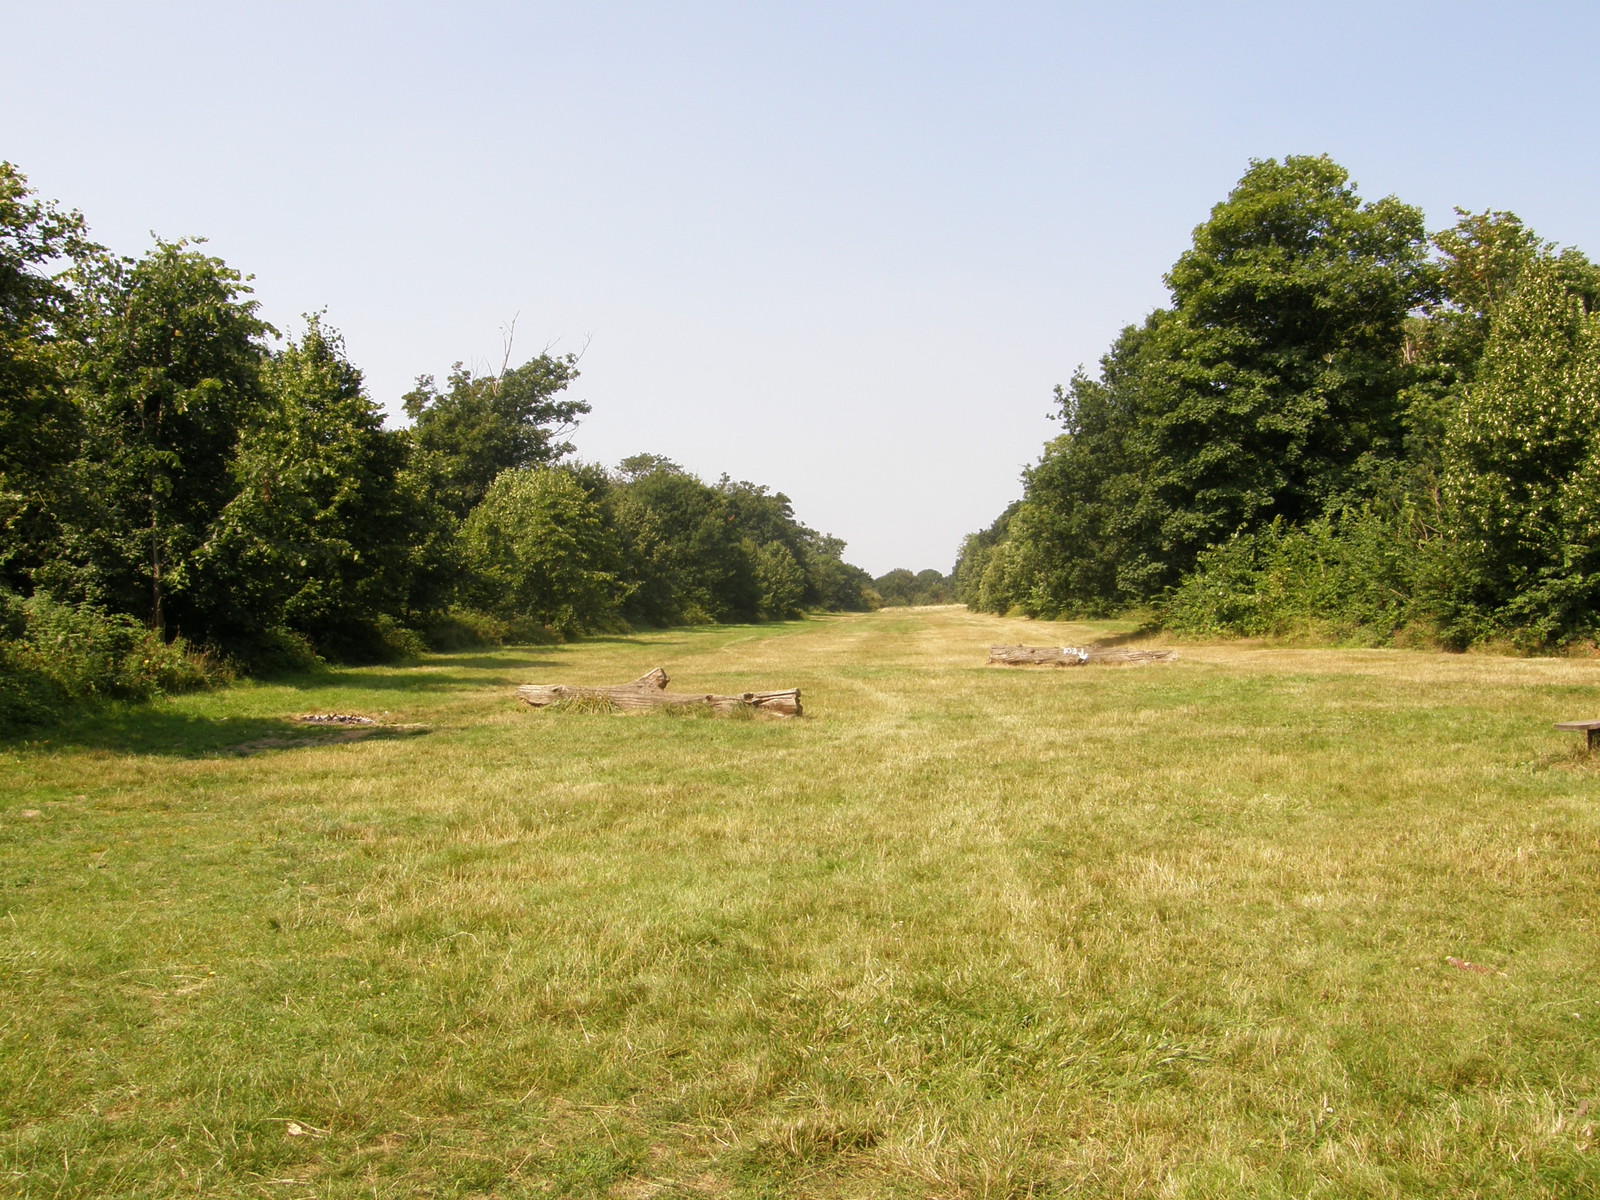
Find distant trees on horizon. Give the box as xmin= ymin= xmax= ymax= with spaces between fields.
xmin=872 ymin=568 xmax=955 ymax=607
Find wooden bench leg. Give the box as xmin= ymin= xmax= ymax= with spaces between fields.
xmin=1589 ymin=728 xmax=1598 ymax=753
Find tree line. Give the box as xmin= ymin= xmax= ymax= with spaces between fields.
xmin=0 ymin=163 xmax=875 ymax=728
xmin=871 ymin=568 xmax=955 ymax=607
xmin=956 ymin=155 xmax=1600 ymax=650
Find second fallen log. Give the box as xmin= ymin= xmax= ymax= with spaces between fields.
xmin=516 ymin=667 xmax=802 ymax=717
xmin=988 ymin=645 xmax=1177 ymax=666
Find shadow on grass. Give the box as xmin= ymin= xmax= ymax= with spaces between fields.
xmin=426 ymin=654 xmax=568 ymax=671
xmin=1087 ymin=627 xmax=1163 ymax=649
xmin=581 ymin=634 xmax=687 ymax=646
xmin=15 ymin=713 xmax=438 ymax=761
xmin=277 ymin=663 xmax=562 ymax=693
xmin=6 ymin=707 xmax=433 ymax=759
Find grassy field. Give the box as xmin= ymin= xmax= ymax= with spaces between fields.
xmin=2 ymin=606 xmax=1598 ymax=1198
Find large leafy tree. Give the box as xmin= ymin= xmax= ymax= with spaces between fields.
xmin=404 ymin=354 xmax=587 ymax=521
xmin=0 ymin=163 xmax=94 ymax=591
xmin=952 ymin=501 xmax=1018 ymax=609
xmin=1148 ymin=155 xmax=1431 ymax=574
xmin=872 ymin=567 xmax=954 ymax=606
xmin=714 ymin=476 xmax=831 ymax=616
xmin=803 ymin=533 xmax=877 ymax=613
xmin=1402 ymin=210 xmax=1600 ymax=467
xmin=460 ymin=467 xmax=622 ymax=636
xmin=967 ymin=155 xmax=1433 ymax=617
xmin=1441 ymin=258 xmax=1600 ymax=644
xmin=70 ymin=240 xmax=272 ymax=638
xmin=873 ymin=568 xmax=919 ymax=605
xmin=198 ymin=317 xmax=420 ymax=656
xmin=753 ymin=541 xmax=807 ymax=619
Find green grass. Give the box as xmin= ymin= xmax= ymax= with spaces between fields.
xmin=2 ymin=607 xmax=1598 ymax=1197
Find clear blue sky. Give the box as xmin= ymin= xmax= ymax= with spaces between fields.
xmin=5 ymin=1 xmax=1598 ymax=576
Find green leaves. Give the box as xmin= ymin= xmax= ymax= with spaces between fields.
xmin=965 ymin=157 xmax=1436 ymax=621
xmin=0 ymin=163 xmax=95 ymax=593
xmin=460 ymin=468 xmax=622 ymax=636
xmin=404 ymin=354 xmax=588 ymax=521
xmin=1440 ymin=258 xmax=1600 ymax=643
xmin=1153 ymin=156 xmax=1430 ymax=550
xmin=754 ymin=541 xmax=808 ymax=619
xmin=71 ymin=239 xmax=271 ymax=636
xmin=959 ymin=156 xmax=1600 ymax=648
xmin=198 ymin=317 xmax=420 ymax=658
xmin=0 ymin=163 xmax=880 ymax=679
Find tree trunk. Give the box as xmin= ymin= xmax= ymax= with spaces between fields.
xmin=517 ymin=667 xmax=802 ymax=717
xmin=149 ymin=518 xmax=165 ymax=637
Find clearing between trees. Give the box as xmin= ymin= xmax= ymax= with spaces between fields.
xmin=2 ymin=607 xmax=1597 ymax=1197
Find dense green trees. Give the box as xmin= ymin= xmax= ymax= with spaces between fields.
xmin=70 ymin=240 xmax=274 ymax=640
xmin=461 ymin=468 xmax=622 ymax=636
xmin=604 ymin=458 xmax=871 ymax=626
xmin=205 ymin=318 xmax=420 ymax=658
xmin=1149 ymin=158 xmax=1428 ymax=576
xmin=403 ymin=354 xmax=587 ymax=520
xmin=1439 ymin=258 xmax=1600 ymax=645
xmin=608 ymin=460 xmax=758 ymax=625
xmin=0 ymin=163 xmax=90 ymax=594
xmin=962 ymin=156 xmax=1600 ymax=649
xmin=873 ymin=568 xmax=953 ymax=606
xmin=0 ymin=163 xmax=873 ymax=727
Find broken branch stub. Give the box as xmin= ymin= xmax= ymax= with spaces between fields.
xmin=988 ymin=645 xmax=1177 ymax=667
xmin=516 ymin=668 xmax=802 ymax=718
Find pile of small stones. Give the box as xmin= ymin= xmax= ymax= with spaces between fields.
xmin=295 ymin=713 xmax=377 ymax=726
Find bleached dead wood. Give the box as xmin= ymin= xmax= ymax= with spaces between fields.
xmin=987 ymin=645 xmax=1177 ymax=667
xmin=989 ymin=645 xmax=1090 ymax=666
xmin=516 ymin=667 xmax=802 ymax=717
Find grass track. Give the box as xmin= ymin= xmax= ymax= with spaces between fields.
xmin=2 ymin=606 xmax=1598 ymax=1198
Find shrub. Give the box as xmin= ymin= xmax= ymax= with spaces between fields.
xmin=303 ymin=614 xmax=428 ymax=665
xmin=0 ymin=592 xmax=224 ymax=732
xmin=421 ymin=609 xmax=560 ymax=651
xmin=1160 ymin=511 xmax=1425 ymax=643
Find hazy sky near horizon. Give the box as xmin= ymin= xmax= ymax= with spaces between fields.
xmin=6 ymin=1 xmax=1598 ymax=576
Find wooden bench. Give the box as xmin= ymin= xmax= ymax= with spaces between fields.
xmin=1554 ymin=720 xmax=1600 ymax=751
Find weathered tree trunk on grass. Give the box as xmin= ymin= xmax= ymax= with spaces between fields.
xmin=988 ymin=645 xmax=1177 ymax=667
xmin=516 ymin=667 xmax=802 ymax=717
xmin=990 ymin=645 xmax=1091 ymax=666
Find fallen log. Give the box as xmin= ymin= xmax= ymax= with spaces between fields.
xmin=988 ymin=645 xmax=1177 ymax=667
xmin=990 ymin=645 xmax=1090 ymax=666
xmin=516 ymin=667 xmax=802 ymax=718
